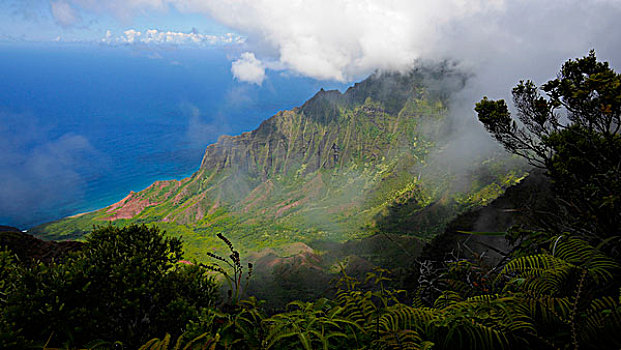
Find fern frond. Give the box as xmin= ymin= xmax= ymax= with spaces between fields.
xmin=433 ymin=291 xmax=462 ymax=309
xmin=138 ymin=332 xmax=218 ymax=350
xmin=501 ymin=254 xmax=570 ymax=278
xmin=138 ymin=337 xmax=160 ymax=350
xmin=433 ymin=316 xmax=509 ymax=350
xmin=412 ymin=287 xmax=427 ymax=308
xmin=465 ymin=294 xmax=501 ymax=303
xmin=553 ymin=237 xmax=619 ymax=284
xmin=376 ymin=329 xmax=423 ymax=350
xmin=580 ymin=296 xmax=621 ymax=347
xmin=520 ymin=294 xmax=572 ymax=323
xmin=182 ymin=333 xmax=210 ymax=350
xmin=378 ymin=304 xmax=435 ymax=332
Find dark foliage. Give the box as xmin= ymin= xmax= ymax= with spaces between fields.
xmin=0 ymin=225 xmax=218 ymax=349
xmin=0 ymin=227 xmax=84 ymax=264
xmin=475 ymin=50 xmax=621 ymax=247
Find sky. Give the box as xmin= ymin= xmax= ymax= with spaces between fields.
xmin=2 ymin=0 xmax=621 ymax=86
xmin=2 ymin=0 xmax=621 ymax=228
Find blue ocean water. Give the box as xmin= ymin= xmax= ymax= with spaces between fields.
xmin=0 ymin=43 xmax=348 ymax=229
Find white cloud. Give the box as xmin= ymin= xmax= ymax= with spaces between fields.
xmin=122 ymin=29 xmax=141 ymax=44
xmin=167 ymin=0 xmax=510 ymax=81
xmin=178 ymin=0 xmax=621 ymax=82
xmin=50 ymin=0 xmax=81 ymax=27
xmin=101 ymin=28 xmax=244 ymax=46
xmin=231 ymin=52 xmax=266 ymax=85
xmin=102 ymin=29 xmax=112 ymax=44
xmin=65 ymin=0 xmax=621 ymax=85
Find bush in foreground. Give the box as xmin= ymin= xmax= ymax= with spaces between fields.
xmin=0 ymin=224 xmax=218 ymax=349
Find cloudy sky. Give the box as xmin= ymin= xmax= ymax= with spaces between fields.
xmin=1 ymin=0 xmax=621 ymax=86
xmin=2 ymin=0 xmax=621 ymax=227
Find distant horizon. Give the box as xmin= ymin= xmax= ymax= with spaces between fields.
xmin=2 ymin=0 xmax=621 ymax=227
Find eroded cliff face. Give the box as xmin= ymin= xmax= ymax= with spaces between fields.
xmin=33 ymin=67 xmax=523 ymax=250
xmin=109 ymin=93 xmax=435 ymax=223
xmin=92 ymin=71 xmax=442 ymax=227
xmin=199 ymin=83 xmax=422 ymax=176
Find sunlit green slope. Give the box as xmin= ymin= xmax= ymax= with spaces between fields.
xmin=33 ymin=66 xmax=525 ymax=258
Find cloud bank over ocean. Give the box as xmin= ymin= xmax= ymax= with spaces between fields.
xmin=0 ymin=111 xmax=99 ymax=227
xmin=13 ymin=0 xmax=614 ymax=88
xmin=100 ymin=29 xmax=243 ymax=46
xmin=4 ymin=1 xmax=621 ymax=85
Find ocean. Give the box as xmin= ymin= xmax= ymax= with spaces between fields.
xmin=0 ymin=43 xmax=348 ymax=229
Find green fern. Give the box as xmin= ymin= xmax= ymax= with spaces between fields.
xmin=263 ymin=299 xmax=360 ymax=350
xmin=432 ymin=291 xmax=462 ymax=309
xmin=137 ymin=234 xmax=620 ymax=350
xmin=138 ymin=332 xmax=219 ymax=350
xmin=498 ymin=235 xmax=621 ymax=348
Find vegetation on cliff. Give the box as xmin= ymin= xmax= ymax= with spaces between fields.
xmin=32 ymin=63 xmax=525 ymax=260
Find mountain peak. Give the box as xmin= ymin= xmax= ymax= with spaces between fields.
xmin=33 ymin=64 xmax=521 ymax=259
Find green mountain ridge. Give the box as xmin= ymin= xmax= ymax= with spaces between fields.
xmin=33 ymin=66 xmax=525 ymax=258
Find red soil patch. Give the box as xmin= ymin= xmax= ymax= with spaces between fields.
xmin=206 ymin=194 xmax=221 ymax=216
xmin=106 ymin=191 xmax=135 ymax=211
xmin=257 ymin=250 xmax=322 ymax=272
xmin=162 ymin=193 xmax=207 ymax=223
xmin=153 ymin=180 xmax=169 ymax=190
xmin=247 ymin=248 xmax=278 ymax=261
xmin=183 ymin=194 xmax=209 ymax=221
xmin=102 ymin=192 xmax=160 ymax=221
xmin=173 ymin=189 xmax=188 ymax=204
xmin=275 ymin=200 xmax=301 ymax=217
xmin=326 ymin=202 xmax=357 ymax=215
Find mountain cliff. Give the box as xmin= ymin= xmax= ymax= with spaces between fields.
xmin=32 ymin=65 xmax=525 ymax=258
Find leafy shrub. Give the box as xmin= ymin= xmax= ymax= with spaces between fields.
xmin=2 ymin=225 xmax=219 ymax=348
xmin=0 ymin=250 xmax=28 ymax=349
xmin=475 ymin=50 xmax=621 ymax=243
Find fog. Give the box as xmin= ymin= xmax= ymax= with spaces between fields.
xmin=0 ymin=111 xmax=99 ymax=228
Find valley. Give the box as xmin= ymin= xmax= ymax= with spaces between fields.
xmin=32 ymin=66 xmax=525 ymax=263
